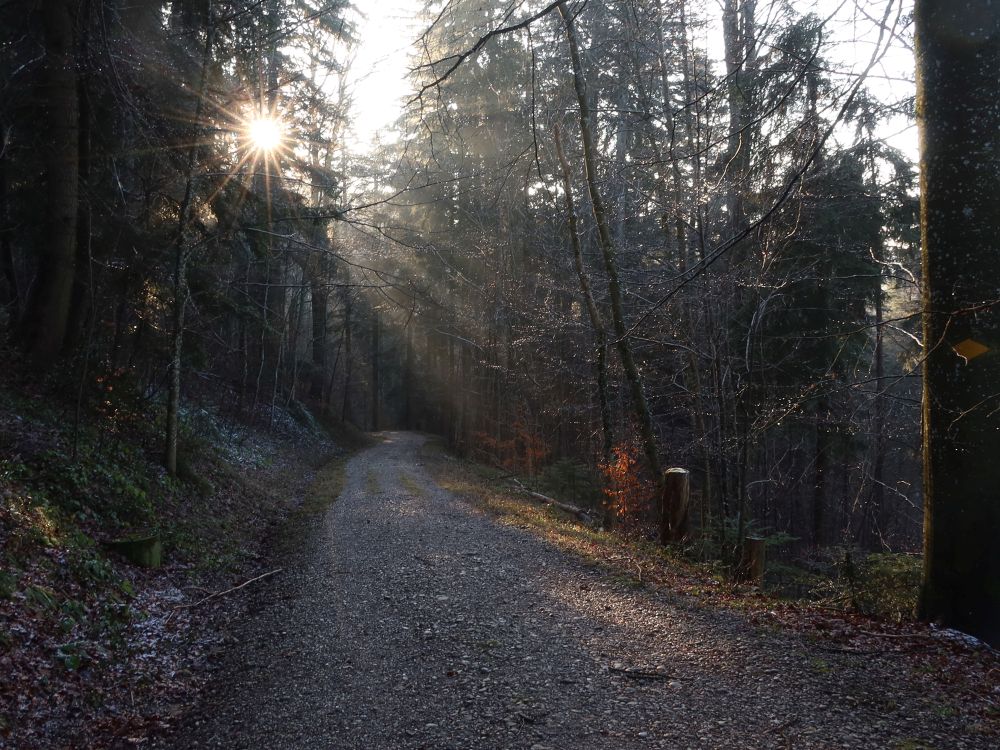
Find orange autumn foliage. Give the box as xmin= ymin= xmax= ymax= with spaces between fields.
xmin=600 ymin=442 xmax=655 ymax=524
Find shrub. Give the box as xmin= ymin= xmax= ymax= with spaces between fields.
xmin=844 ymin=551 xmax=922 ymax=622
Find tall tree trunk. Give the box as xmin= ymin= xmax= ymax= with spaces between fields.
xmin=722 ymin=0 xmax=754 ymax=238
xmin=66 ymin=11 xmax=93 ymax=351
xmin=813 ymin=400 xmax=828 ymax=547
xmin=553 ymin=123 xmax=614 ymax=520
xmin=370 ymin=307 xmax=380 ymax=430
xmin=0 ymin=126 xmax=18 ymax=316
xmin=916 ymin=0 xmax=1000 ymax=645
xmin=165 ymin=12 xmax=215 ymax=476
xmin=871 ymin=273 xmax=887 ymax=545
xmin=557 ymin=2 xmax=663 ymax=487
xmin=18 ymin=0 xmax=79 ymax=363
xmin=309 ymin=273 xmax=328 ymax=402
xmin=403 ymin=319 xmax=414 ymax=429
xmin=341 ymin=294 xmax=353 ymax=423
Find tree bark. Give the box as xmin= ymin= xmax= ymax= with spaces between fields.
xmin=0 ymin=126 xmax=18 ymax=316
xmin=916 ymin=0 xmax=1000 ymax=645
xmin=166 ymin=13 xmax=215 ymax=476
xmin=557 ymin=2 xmax=663 ymax=486
xmin=721 ymin=0 xmax=755 ymax=238
xmin=552 ymin=124 xmax=613 ymax=464
xmin=341 ymin=293 xmax=353 ymax=423
xmin=370 ymin=307 xmax=380 ymax=430
xmin=309 ymin=273 xmax=328 ymax=402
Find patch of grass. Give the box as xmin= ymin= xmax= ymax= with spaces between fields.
xmin=418 ymin=436 xmax=448 ymax=459
xmin=365 ymin=468 xmax=380 ymax=495
xmin=24 ymin=584 xmax=58 ymax=612
xmin=934 ymin=704 xmax=959 ymax=719
xmin=430 ymin=456 xmax=695 ymax=594
xmin=535 ymin=457 xmax=603 ymax=510
xmin=0 ymin=570 xmax=17 ymax=599
xmin=274 ymin=454 xmax=350 ymax=552
xmin=810 ymin=657 xmax=832 ymax=674
xmin=847 ymin=552 xmax=922 ymax=622
xmin=894 ymin=740 xmax=934 ymax=750
xmin=400 ymin=474 xmax=424 ymax=497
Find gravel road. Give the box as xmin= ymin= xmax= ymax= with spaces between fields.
xmin=164 ymin=432 xmax=990 ymax=749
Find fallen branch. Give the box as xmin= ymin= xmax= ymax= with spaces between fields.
xmin=509 ymin=478 xmax=592 ymax=523
xmin=166 ymin=568 xmax=283 ymax=622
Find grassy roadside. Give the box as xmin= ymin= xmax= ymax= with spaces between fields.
xmin=421 ymin=439 xmax=925 ymax=623
xmin=420 ymin=439 xmax=720 ymax=601
xmin=273 ymin=450 xmax=353 ymax=554
xmin=420 ymin=441 xmax=1000 ymax=738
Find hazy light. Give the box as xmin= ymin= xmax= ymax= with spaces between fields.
xmin=347 ymin=1 xmax=417 ymax=153
xmin=247 ymin=117 xmax=283 ymax=152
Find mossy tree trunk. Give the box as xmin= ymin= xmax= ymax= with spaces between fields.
xmin=916 ymin=0 xmax=1000 ymax=645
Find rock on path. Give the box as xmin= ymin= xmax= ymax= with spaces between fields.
xmin=163 ymin=432 xmax=986 ymax=749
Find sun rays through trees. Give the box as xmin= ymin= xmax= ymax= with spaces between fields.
xmin=2 ymin=0 xmax=997 ymax=646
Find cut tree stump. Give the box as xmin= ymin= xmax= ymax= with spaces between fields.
xmin=738 ymin=536 xmax=766 ymax=584
xmin=659 ymin=468 xmax=690 ymax=544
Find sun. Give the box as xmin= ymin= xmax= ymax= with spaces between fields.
xmin=247 ymin=117 xmax=283 ymax=152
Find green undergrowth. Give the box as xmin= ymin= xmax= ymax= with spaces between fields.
xmin=0 ymin=372 xmax=349 ymax=685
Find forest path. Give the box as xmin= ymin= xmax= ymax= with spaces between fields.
xmin=164 ymin=432 xmax=980 ymax=749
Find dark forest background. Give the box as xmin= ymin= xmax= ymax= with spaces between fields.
xmin=0 ymin=1 xmax=926 ymax=592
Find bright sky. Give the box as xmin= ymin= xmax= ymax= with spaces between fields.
xmin=345 ymin=0 xmax=917 ymax=159
xmin=346 ymin=1 xmax=422 ymax=153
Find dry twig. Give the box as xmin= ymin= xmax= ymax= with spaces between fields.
xmin=166 ymin=568 xmax=283 ymax=623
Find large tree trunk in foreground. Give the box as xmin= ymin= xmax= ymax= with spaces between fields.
xmin=916 ymin=0 xmax=1000 ymax=645
xmin=18 ymin=0 xmax=79 ymax=363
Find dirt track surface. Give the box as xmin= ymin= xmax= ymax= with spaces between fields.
xmin=162 ymin=432 xmax=989 ymax=749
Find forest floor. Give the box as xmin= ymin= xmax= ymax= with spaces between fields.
xmin=156 ymin=432 xmax=998 ymax=750
xmin=0 ymin=371 xmax=367 ymax=749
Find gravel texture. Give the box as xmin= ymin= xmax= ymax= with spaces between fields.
xmin=162 ymin=432 xmax=992 ymax=749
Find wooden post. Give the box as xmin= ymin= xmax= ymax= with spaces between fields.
xmin=659 ymin=468 xmax=690 ymax=544
xmin=738 ymin=536 xmax=766 ymax=584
